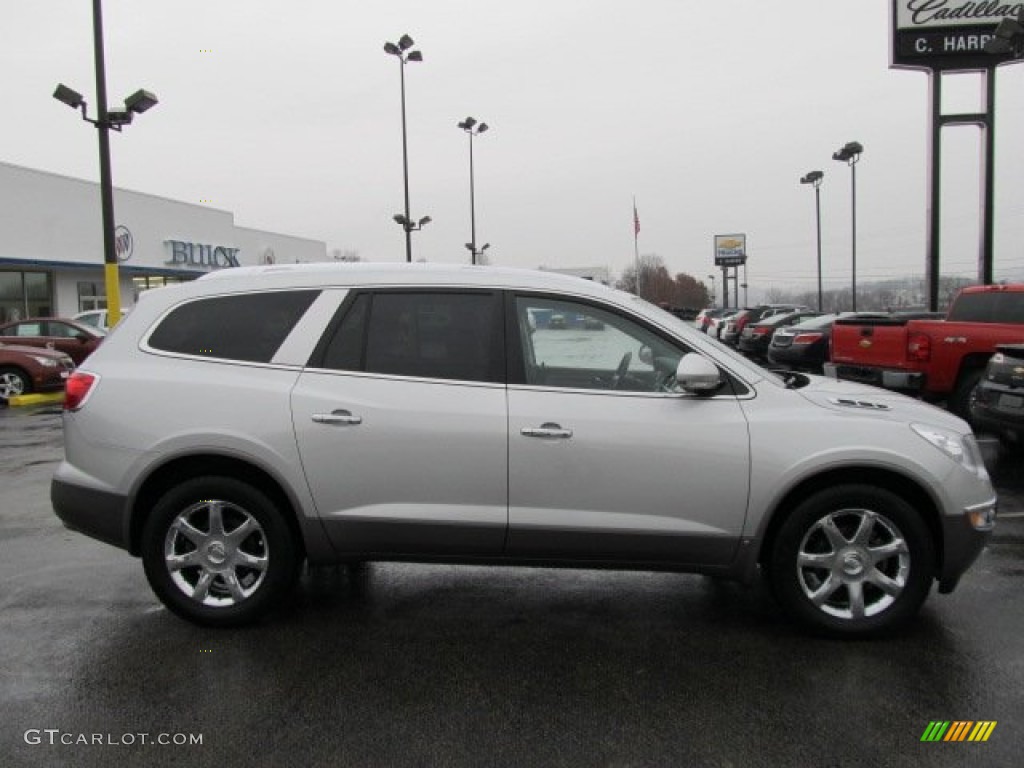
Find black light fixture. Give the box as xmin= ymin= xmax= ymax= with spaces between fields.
xmin=124 ymin=88 xmax=158 ymax=114
xmin=52 ymin=1 xmax=158 ymax=328
xmin=53 ymin=83 xmax=85 ymax=110
xmin=800 ymin=170 xmax=825 ymax=312
xmin=384 ymin=34 xmax=425 ymax=262
xmin=984 ymin=9 xmax=1024 ymax=55
xmin=393 ymin=213 xmax=431 ymax=232
xmin=832 ymin=141 xmax=863 ymax=311
xmin=458 ymin=116 xmax=490 ymax=264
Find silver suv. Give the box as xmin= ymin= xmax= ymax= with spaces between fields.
xmin=52 ymin=264 xmax=996 ymax=636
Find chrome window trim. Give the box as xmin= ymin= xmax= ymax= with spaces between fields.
xmin=298 ymin=366 xmax=507 ymax=391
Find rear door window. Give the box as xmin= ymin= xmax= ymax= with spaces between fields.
xmin=315 ymin=291 xmax=503 ymax=384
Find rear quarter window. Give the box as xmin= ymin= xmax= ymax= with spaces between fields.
xmin=148 ymin=290 xmax=320 ymax=362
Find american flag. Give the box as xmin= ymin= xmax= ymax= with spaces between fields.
xmin=633 ymin=205 xmax=640 ymax=236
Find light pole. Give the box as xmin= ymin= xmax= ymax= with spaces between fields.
xmin=706 ymin=274 xmax=716 ymax=307
xmin=832 ymin=141 xmax=863 ymax=312
xmin=53 ymin=0 xmax=157 ymax=327
xmin=457 ymin=116 xmax=489 ymax=264
xmin=384 ymin=34 xmax=423 ymax=262
xmin=800 ymin=170 xmax=824 ymax=311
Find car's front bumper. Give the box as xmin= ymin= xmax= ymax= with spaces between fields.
xmin=937 ymin=497 xmax=997 ymax=592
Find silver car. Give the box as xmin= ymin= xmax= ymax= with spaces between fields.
xmin=52 ymin=264 xmax=996 ymax=636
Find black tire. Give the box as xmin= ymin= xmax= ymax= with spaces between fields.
xmin=948 ymin=368 xmax=984 ymax=423
xmin=0 ymin=366 xmax=31 ymax=400
xmin=141 ymin=476 xmax=300 ymax=627
xmin=768 ymin=484 xmax=935 ymax=638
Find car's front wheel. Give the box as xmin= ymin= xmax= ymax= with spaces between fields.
xmin=0 ymin=366 xmax=30 ymax=400
xmin=768 ymin=485 xmax=935 ymax=637
xmin=141 ymin=476 xmax=300 ymax=627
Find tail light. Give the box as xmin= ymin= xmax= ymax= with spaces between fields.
xmin=793 ymin=332 xmax=824 ymax=345
xmin=752 ymin=326 xmax=771 ymax=336
xmin=908 ymin=333 xmax=931 ymax=363
xmin=65 ymin=371 xmax=99 ymax=411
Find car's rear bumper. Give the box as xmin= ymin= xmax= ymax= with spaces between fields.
xmin=824 ymin=363 xmax=924 ymax=391
xmin=51 ymin=475 xmax=132 ymax=551
xmin=970 ymin=382 xmax=1024 ymax=439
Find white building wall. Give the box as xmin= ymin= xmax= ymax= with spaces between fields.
xmin=234 ymin=226 xmax=327 ymax=266
xmin=0 ymin=161 xmax=327 ymax=316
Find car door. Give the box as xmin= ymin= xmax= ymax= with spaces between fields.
xmin=506 ymin=293 xmax=751 ymax=565
xmin=43 ymin=321 xmax=99 ymax=364
xmin=291 ymin=289 xmax=509 ymax=557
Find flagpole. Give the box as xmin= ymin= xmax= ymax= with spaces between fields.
xmin=632 ymin=196 xmax=641 ymax=297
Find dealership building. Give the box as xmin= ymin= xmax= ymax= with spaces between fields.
xmin=0 ymin=161 xmax=327 ymax=323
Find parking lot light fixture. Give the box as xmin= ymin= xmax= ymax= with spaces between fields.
xmin=458 ymin=116 xmax=490 ymax=264
xmin=800 ymin=170 xmax=825 ymax=311
xmin=52 ymin=0 xmax=158 ymax=328
xmin=832 ymin=141 xmax=863 ymax=311
xmin=984 ymin=9 xmax=1024 ymax=55
xmin=384 ymin=34 xmax=424 ymax=262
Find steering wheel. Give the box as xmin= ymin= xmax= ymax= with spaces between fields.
xmin=611 ymin=352 xmax=632 ymax=389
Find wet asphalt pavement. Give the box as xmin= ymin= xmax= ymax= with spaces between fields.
xmin=1 ymin=404 xmax=1022 ymax=768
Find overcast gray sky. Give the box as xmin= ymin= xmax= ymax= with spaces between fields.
xmin=3 ymin=1 xmax=1024 ymax=296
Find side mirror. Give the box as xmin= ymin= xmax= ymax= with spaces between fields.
xmin=675 ymin=353 xmax=722 ymax=394
xmin=75 ymin=333 xmax=91 ymax=343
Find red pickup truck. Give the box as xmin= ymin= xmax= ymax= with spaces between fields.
xmin=826 ymin=284 xmax=1024 ymax=419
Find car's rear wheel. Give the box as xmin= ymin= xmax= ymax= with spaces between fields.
xmin=768 ymin=485 xmax=934 ymax=637
xmin=142 ymin=476 xmax=299 ymax=627
xmin=949 ymin=368 xmax=984 ymax=423
xmin=0 ymin=366 xmax=31 ymax=400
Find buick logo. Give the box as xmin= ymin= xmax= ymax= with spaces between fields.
xmin=115 ymin=225 xmax=134 ymax=262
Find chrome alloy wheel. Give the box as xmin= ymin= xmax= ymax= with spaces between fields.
xmin=164 ymin=499 xmax=269 ymax=607
xmin=795 ymin=508 xmax=910 ymax=620
xmin=0 ymin=370 xmax=27 ymax=398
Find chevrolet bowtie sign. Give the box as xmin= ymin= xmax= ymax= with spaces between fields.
xmin=891 ymin=1 xmax=1023 ymax=71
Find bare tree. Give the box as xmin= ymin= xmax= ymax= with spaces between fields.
xmin=617 ymin=254 xmax=709 ymax=308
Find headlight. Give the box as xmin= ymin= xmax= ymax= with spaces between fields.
xmin=29 ymin=355 xmax=59 ymax=368
xmin=911 ymin=423 xmax=988 ymax=479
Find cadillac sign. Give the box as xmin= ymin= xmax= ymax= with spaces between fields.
xmin=714 ymin=234 xmax=747 ymax=267
xmin=892 ymin=1 xmax=1023 ymax=70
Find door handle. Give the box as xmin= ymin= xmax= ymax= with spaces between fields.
xmin=521 ymin=422 xmax=573 ymax=439
xmin=312 ymin=409 xmax=363 ymax=426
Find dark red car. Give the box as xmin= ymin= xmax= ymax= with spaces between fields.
xmin=0 ymin=342 xmax=75 ymax=400
xmin=0 ymin=318 xmax=104 ymax=365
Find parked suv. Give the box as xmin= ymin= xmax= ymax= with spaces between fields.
xmin=52 ymin=264 xmax=996 ymax=636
